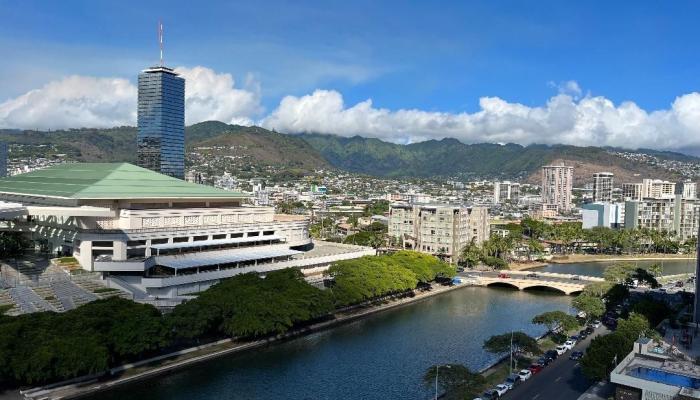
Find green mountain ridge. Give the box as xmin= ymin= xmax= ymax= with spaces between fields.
xmin=0 ymin=122 xmax=695 ymax=184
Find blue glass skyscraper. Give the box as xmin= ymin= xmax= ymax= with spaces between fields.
xmin=137 ymin=66 xmax=185 ymax=179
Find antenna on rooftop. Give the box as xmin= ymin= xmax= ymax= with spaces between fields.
xmin=158 ymin=20 xmax=164 ymax=66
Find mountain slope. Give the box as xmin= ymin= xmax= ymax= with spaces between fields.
xmin=298 ymin=133 xmax=694 ymax=184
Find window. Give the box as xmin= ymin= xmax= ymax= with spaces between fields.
xmin=248 ymin=232 xmax=260 ymax=237
xmin=173 ymin=237 xmax=189 ymax=243
xmin=151 ymin=238 xmax=168 ymax=245
xmin=263 ymin=230 xmax=274 ymax=236
xmin=193 ymin=235 xmax=208 ymax=241
xmin=127 ymin=240 xmax=147 ymax=247
xmin=231 ymin=233 xmax=244 ymax=238
xmin=212 ymin=234 xmax=227 ymax=240
xmin=92 ymin=241 xmax=113 ymax=247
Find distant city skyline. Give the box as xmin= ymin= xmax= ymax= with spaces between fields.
xmin=2 ymin=1 xmax=700 ymax=154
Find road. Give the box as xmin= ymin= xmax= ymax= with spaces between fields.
xmin=499 ymin=327 xmax=610 ymax=400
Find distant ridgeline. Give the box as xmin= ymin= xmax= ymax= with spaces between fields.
xmin=0 ymin=121 xmax=696 ymax=183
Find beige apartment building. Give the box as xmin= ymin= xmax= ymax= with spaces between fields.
xmin=624 ymin=195 xmax=700 ymax=240
xmin=389 ymin=204 xmax=490 ymax=263
xmin=541 ymin=165 xmax=574 ymax=212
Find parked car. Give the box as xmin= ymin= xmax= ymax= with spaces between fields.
xmin=475 ymin=389 xmax=500 ymax=400
xmin=584 ymin=326 xmax=594 ymax=335
xmin=456 ymin=267 xmax=465 ymax=272
xmin=537 ymin=356 xmax=552 ymax=366
xmin=498 ymin=273 xmax=511 ymax=279
xmin=503 ymin=374 xmax=521 ymax=390
xmin=578 ymin=330 xmax=588 ymax=339
xmin=569 ymin=335 xmax=579 ymax=343
xmin=591 ymin=320 xmax=601 ymax=328
xmin=564 ymin=340 xmax=575 ymax=350
xmin=518 ymin=369 xmax=532 ymax=381
xmin=467 ymin=274 xmax=478 ymax=279
xmin=528 ymin=364 xmax=544 ymax=374
xmin=545 ymin=349 xmax=559 ymax=360
xmin=555 ymin=345 xmax=567 ymax=355
xmin=494 ymin=384 xmax=509 ymax=396
xmin=570 ymin=351 xmax=584 ymax=360
xmin=572 ymin=275 xmax=581 ymax=280
xmin=527 ymin=272 xmax=539 ymax=278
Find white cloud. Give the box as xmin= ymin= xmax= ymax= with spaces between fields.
xmin=0 ymin=66 xmax=262 ymax=129
xmin=261 ymin=89 xmax=700 ymax=152
xmin=0 ymin=76 xmax=136 ymax=130
xmin=175 ymin=66 xmax=262 ymax=126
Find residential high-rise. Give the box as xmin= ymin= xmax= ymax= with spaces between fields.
xmin=676 ymin=180 xmax=697 ymax=199
xmin=592 ymin=172 xmax=613 ymax=203
xmin=641 ymin=178 xmax=675 ymax=199
xmin=493 ymin=181 xmax=520 ymax=204
xmin=624 ymin=195 xmax=700 ymax=240
xmin=541 ymin=165 xmax=574 ymax=212
xmin=137 ymin=66 xmax=185 ymax=179
xmin=622 ymin=183 xmax=643 ymax=201
xmin=0 ymin=142 xmax=6 ymax=177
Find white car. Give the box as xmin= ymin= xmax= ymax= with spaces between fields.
xmin=564 ymin=340 xmax=575 ymax=350
xmin=494 ymin=384 xmax=509 ymax=396
xmin=591 ymin=320 xmax=601 ymax=328
xmin=555 ymin=345 xmax=567 ymax=355
xmin=518 ymin=369 xmax=532 ymax=381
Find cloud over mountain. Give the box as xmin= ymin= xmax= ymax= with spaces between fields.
xmin=262 ymin=88 xmax=700 ymax=152
xmin=0 ymin=66 xmax=261 ymax=129
xmin=2 ymin=71 xmax=700 ymax=154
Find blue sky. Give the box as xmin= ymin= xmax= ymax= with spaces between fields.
xmin=2 ymin=1 xmax=700 ymax=152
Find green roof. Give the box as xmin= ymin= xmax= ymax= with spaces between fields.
xmin=0 ymin=163 xmax=248 ymax=200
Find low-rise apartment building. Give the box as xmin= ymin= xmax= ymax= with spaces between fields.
xmin=388 ymin=203 xmax=490 ymax=263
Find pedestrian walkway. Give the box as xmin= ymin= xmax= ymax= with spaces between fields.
xmin=577 ymin=381 xmax=614 ymax=400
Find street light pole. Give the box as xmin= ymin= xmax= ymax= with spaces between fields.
xmin=435 ymin=364 xmax=450 ymax=400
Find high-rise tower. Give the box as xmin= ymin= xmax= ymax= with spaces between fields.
xmin=137 ymin=23 xmax=185 ymax=179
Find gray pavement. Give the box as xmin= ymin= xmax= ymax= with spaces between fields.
xmin=497 ymin=326 xmax=610 ymax=400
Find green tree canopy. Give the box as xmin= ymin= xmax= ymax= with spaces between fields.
xmin=572 ymin=294 xmax=605 ymax=323
xmin=532 ymin=311 xmax=579 ymax=333
xmin=423 ymin=364 xmax=486 ymax=400
xmin=483 ymin=331 xmax=540 ymax=356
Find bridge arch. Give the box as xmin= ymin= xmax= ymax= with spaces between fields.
xmin=521 ymin=284 xmax=568 ymax=295
xmin=486 ymin=281 xmax=520 ymax=291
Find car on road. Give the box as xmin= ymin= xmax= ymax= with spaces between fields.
xmin=457 ymin=267 xmax=465 ymax=273
xmin=526 ymin=272 xmax=539 ymax=278
xmin=572 ymin=275 xmax=582 ymax=280
xmin=475 ymin=389 xmax=500 ymax=400
xmin=570 ymin=351 xmax=584 ymax=360
xmin=564 ymin=340 xmax=576 ymax=350
xmin=498 ymin=273 xmax=511 ymax=279
xmin=518 ymin=369 xmax=532 ymax=381
xmin=466 ymin=274 xmax=478 ymax=279
xmin=555 ymin=345 xmax=567 ymax=355
xmin=528 ymin=364 xmax=544 ymax=374
xmin=584 ymin=326 xmax=594 ymax=335
xmin=494 ymin=384 xmax=509 ymax=396
xmin=537 ymin=356 xmax=552 ymax=366
xmin=545 ymin=349 xmax=559 ymax=360
xmin=503 ymin=374 xmax=520 ymax=390
xmin=578 ymin=329 xmax=588 ymax=339
xmin=591 ymin=320 xmax=601 ymax=328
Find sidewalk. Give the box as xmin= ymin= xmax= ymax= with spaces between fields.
xmin=577 ymin=381 xmax=614 ymax=400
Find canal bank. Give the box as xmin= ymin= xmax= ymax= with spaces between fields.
xmin=21 ymin=282 xmax=476 ymax=400
xmin=78 ymin=286 xmax=571 ymax=400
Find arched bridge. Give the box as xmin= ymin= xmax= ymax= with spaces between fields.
xmin=467 ymin=271 xmax=604 ymax=295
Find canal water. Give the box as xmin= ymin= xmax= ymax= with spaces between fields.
xmin=91 ymin=259 xmax=695 ymax=400
xmin=94 ymin=287 xmax=571 ymax=400
xmin=533 ymin=258 xmax=696 ymax=277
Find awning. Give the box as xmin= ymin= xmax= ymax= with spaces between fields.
xmin=155 ymin=247 xmax=301 ymax=270
xmin=151 ymin=235 xmax=282 ymax=251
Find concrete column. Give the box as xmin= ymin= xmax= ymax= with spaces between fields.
xmin=78 ymin=240 xmax=93 ymax=271
xmin=113 ymin=240 xmax=127 ymax=261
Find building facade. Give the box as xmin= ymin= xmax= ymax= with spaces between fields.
xmin=624 ymin=195 xmax=700 ymax=240
xmin=0 ymin=142 xmax=6 ymax=178
xmin=641 ymin=179 xmax=676 ymax=199
xmin=592 ymin=172 xmax=614 ymax=203
xmin=581 ymin=202 xmax=624 ymax=229
xmin=676 ymin=180 xmax=697 ymax=199
xmin=622 ymin=183 xmax=643 ymax=201
xmin=541 ymin=165 xmax=574 ymax=213
xmin=0 ymin=163 xmax=373 ymax=300
xmin=389 ymin=204 xmax=490 ymax=263
xmin=137 ymin=66 xmax=185 ymax=179
xmin=493 ymin=181 xmax=520 ymax=204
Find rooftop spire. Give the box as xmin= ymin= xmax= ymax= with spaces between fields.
xmin=158 ymin=20 xmax=164 ymax=66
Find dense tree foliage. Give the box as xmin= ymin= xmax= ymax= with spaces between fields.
xmin=483 ymin=331 xmax=540 ymax=356
xmin=423 ymin=363 xmax=486 ymax=400
xmin=363 ymin=200 xmax=390 ymax=217
xmin=572 ymin=294 xmax=605 ymax=323
xmin=532 ymin=311 xmax=579 ymax=334
xmin=0 ymin=232 xmax=30 ymax=257
xmin=0 ymin=298 xmax=167 ymax=385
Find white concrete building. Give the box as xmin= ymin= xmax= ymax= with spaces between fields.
xmin=624 ymin=195 xmax=700 ymax=240
xmin=0 ymin=163 xmax=373 ymax=300
xmin=389 ymin=203 xmax=490 ymax=263
xmin=592 ymin=172 xmax=614 ymax=203
xmin=493 ymin=181 xmax=520 ymax=204
xmin=541 ymin=165 xmax=574 ymax=213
